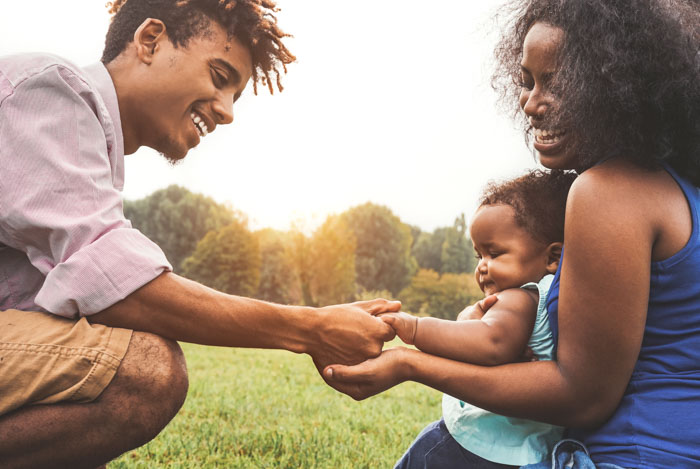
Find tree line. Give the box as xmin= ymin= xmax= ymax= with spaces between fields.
xmin=124 ymin=185 xmax=483 ymax=320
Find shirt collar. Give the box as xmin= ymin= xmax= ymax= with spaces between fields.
xmin=83 ymin=62 xmax=125 ymax=190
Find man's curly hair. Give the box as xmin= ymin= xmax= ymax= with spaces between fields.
xmin=102 ymin=0 xmax=295 ymax=94
xmin=480 ymin=169 xmax=577 ymax=245
xmin=493 ymin=0 xmax=700 ymax=185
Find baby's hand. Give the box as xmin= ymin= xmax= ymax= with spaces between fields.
xmin=378 ymin=312 xmax=418 ymax=345
xmin=456 ymin=294 xmax=498 ymax=321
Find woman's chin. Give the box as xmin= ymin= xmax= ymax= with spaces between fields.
xmin=535 ymin=144 xmax=577 ymax=170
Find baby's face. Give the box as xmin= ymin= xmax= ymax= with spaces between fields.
xmin=470 ymin=204 xmax=551 ymax=295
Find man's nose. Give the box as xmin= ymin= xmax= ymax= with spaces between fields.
xmin=212 ymin=91 xmax=234 ymax=125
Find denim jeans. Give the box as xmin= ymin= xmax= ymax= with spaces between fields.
xmin=394 ymin=419 xmax=518 ymax=469
xmin=521 ymin=439 xmax=626 ymax=469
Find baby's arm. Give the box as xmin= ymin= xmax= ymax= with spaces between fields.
xmin=382 ymin=288 xmax=538 ymax=366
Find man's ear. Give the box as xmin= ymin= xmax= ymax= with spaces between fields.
xmin=545 ymin=242 xmax=562 ymax=274
xmin=133 ymin=18 xmax=167 ymax=65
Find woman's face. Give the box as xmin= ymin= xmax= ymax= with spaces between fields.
xmin=519 ymin=22 xmax=577 ymax=170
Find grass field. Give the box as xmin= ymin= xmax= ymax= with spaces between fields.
xmin=111 ymin=341 xmax=441 ymax=468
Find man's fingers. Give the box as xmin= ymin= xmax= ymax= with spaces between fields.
xmin=361 ymin=298 xmax=402 ymax=315
xmin=380 ymin=320 xmax=397 ymax=341
xmin=380 ymin=315 xmax=396 ymax=326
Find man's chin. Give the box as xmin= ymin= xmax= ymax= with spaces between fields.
xmin=153 ymin=138 xmax=191 ymax=166
xmin=161 ymin=151 xmax=187 ymax=166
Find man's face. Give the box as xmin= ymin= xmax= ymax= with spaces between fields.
xmin=135 ymin=21 xmax=253 ymax=162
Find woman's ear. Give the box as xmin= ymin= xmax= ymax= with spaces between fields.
xmin=133 ymin=18 xmax=167 ymax=65
xmin=545 ymin=242 xmax=563 ymax=274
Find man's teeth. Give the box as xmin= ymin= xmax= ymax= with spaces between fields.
xmin=533 ymin=128 xmax=564 ymax=144
xmin=190 ymin=112 xmax=209 ymax=137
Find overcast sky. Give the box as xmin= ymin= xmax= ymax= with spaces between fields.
xmin=1 ymin=1 xmax=540 ymax=232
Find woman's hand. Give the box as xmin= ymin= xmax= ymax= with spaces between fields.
xmin=323 ymin=347 xmax=410 ymax=400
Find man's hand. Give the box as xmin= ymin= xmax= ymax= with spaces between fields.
xmin=308 ymin=298 xmax=399 ymax=376
xmin=323 ymin=347 xmax=409 ymax=400
xmin=456 ymin=295 xmax=498 ymax=321
xmin=377 ymin=312 xmax=418 ymax=345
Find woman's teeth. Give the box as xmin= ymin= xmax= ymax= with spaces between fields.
xmin=533 ymin=128 xmax=564 ymax=144
xmin=191 ymin=113 xmax=209 ymax=137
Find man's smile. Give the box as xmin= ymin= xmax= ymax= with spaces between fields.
xmin=191 ymin=111 xmax=210 ymax=137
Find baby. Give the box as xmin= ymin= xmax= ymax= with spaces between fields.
xmin=384 ymin=169 xmax=577 ymax=468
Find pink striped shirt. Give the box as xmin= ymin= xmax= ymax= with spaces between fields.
xmin=0 ymin=53 xmax=171 ymax=318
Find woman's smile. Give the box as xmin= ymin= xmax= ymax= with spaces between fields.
xmin=532 ymin=127 xmax=567 ymax=155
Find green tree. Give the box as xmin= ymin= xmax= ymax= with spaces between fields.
xmin=341 ymin=202 xmax=417 ymax=296
xmin=124 ymin=185 xmax=237 ymax=272
xmin=441 ymin=213 xmax=476 ymax=274
xmin=285 ymin=228 xmax=315 ymax=306
xmin=408 ymin=225 xmax=422 ymax=250
xmin=412 ymin=214 xmax=476 ymax=275
xmin=398 ymin=269 xmax=482 ymax=320
xmin=255 ymin=229 xmax=298 ymax=304
xmin=181 ymin=220 xmax=260 ymax=296
xmin=308 ymin=215 xmax=357 ymax=306
xmin=284 ymin=216 xmax=357 ymax=306
xmin=412 ymin=227 xmax=448 ymax=272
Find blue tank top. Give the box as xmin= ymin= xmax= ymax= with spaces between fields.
xmin=546 ymin=164 xmax=700 ymax=468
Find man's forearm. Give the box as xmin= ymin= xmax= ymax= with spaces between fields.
xmin=90 ymin=272 xmax=319 ymax=353
xmin=90 ymin=272 xmax=399 ymax=367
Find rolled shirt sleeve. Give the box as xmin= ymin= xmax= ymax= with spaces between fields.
xmin=0 ymin=58 xmax=171 ymax=318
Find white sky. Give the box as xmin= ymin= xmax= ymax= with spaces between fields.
xmin=1 ymin=0 xmax=540 ymax=232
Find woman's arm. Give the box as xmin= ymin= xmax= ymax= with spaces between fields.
xmin=328 ymin=161 xmax=662 ymax=428
xmin=381 ymin=288 xmax=538 ymax=365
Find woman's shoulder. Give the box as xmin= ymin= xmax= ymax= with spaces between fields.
xmin=573 ymin=158 xmax=655 ymax=188
xmin=568 ymin=158 xmax=691 ymax=261
xmin=569 ymin=159 xmax=671 ymax=210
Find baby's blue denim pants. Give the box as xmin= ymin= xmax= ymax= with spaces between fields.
xmin=522 ymin=439 xmax=625 ymax=469
xmin=395 ymin=420 xmax=626 ymax=469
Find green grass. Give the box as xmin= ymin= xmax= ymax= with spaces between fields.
xmin=111 ymin=341 xmax=441 ymax=468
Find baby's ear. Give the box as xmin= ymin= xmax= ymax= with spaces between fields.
xmin=545 ymin=242 xmax=563 ymax=273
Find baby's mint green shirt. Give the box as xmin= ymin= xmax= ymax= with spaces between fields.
xmin=442 ymin=274 xmax=564 ymax=466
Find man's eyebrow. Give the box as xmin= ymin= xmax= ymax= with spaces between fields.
xmin=213 ymin=58 xmax=242 ymax=86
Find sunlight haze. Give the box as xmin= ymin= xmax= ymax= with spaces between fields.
xmin=1 ymin=1 xmax=539 ymax=232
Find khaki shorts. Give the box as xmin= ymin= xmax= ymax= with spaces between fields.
xmin=0 ymin=309 xmax=132 ymax=417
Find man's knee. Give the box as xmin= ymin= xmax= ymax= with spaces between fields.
xmin=105 ymin=332 xmax=189 ymax=443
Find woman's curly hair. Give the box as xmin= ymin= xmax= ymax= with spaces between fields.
xmin=480 ymin=169 xmax=577 ymax=245
xmin=102 ymin=0 xmax=295 ymax=94
xmin=493 ymin=0 xmax=700 ymax=185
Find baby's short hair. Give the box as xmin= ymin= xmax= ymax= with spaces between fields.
xmin=479 ymin=169 xmax=577 ymax=245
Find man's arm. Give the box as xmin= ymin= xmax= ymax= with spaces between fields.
xmin=91 ymin=272 xmax=399 ymax=368
xmin=380 ymin=288 xmax=537 ymax=365
xmin=0 ymin=62 xmax=398 ymax=372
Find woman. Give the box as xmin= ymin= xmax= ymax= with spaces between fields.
xmin=324 ymin=0 xmax=700 ymax=467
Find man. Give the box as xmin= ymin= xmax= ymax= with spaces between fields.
xmin=0 ymin=1 xmax=398 ymax=467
